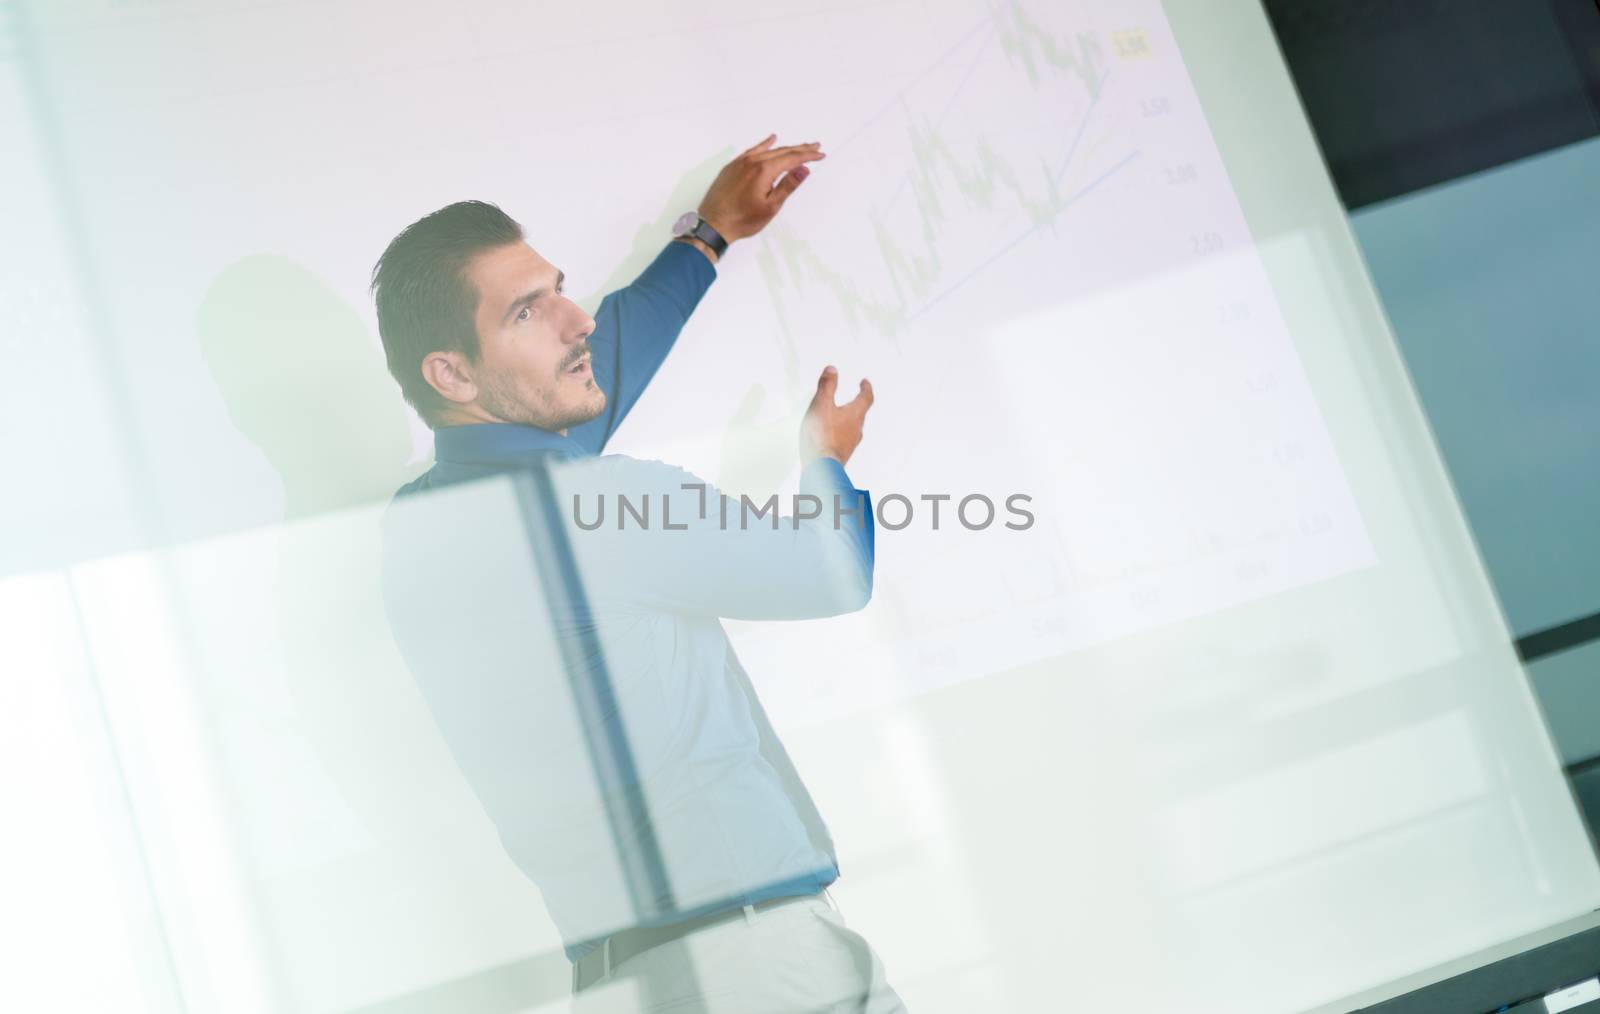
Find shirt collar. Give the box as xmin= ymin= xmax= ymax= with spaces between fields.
xmin=432 ymin=422 xmax=588 ymax=469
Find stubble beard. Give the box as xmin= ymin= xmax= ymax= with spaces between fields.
xmin=479 ymin=369 xmax=605 ymax=431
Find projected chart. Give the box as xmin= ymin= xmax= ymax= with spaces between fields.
xmin=758 ymin=8 xmax=1137 ymax=350
xmin=700 ymin=0 xmax=1379 ymax=725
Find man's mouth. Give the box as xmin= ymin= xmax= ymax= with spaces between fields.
xmin=565 ymin=355 xmax=591 ymax=378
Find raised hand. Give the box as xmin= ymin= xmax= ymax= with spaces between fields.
xmin=698 ymin=134 xmax=827 ymax=244
xmin=799 ymin=365 xmax=875 ymax=466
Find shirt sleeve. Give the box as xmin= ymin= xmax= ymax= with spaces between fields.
xmin=563 ymin=456 xmax=876 ymax=622
xmin=566 ymin=242 xmax=717 ymax=456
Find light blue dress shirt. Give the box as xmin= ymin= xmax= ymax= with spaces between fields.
xmin=381 ymin=241 xmax=875 ymax=960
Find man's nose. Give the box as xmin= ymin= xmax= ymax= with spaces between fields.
xmin=569 ymin=307 xmax=596 ymax=342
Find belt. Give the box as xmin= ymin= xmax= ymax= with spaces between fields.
xmin=573 ymin=893 xmax=818 ymax=991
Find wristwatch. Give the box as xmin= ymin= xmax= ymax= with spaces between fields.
xmin=672 ymin=212 xmax=729 ymax=259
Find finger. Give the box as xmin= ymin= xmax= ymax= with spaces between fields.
xmin=763 ymin=153 xmax=827 ymax=195
xmin=848 ymin=378 xmax=875 ymax=414
xmin=753 ymin=141 xmax=823 ymax=162
xmin=753 ymin=141 xmax=820 ymax=159
xmin=770 ymin=165 xmax=810 ymax=203
xmin=812 ymin=365 xmax=839 ymax=406
xmin=741 ymin=133 xmax=777 ymax=157
xmin=761 ymin=150 xmax=826 ymax=183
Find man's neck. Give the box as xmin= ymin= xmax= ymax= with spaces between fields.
xmin=431 ymin=405 xmax=567 ymax=437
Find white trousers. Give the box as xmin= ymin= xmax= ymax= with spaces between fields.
xmin=571 ymin=895 xmax=907 ymax=1014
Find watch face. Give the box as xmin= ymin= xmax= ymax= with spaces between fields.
xmin=672 ymin=212 xmax=698 ymax=237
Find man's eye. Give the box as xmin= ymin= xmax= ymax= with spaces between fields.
xmin=516 ymin=306 xmax=532 ymax=322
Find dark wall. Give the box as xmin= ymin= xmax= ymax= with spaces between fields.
xmin=1264 ymin=0 xmax=1600 ymax=208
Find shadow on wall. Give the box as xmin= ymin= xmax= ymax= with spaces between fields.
xmin=196 ymin=256 xmax=460 ymax=844
xmin=198 ymin=254 xmax=419 ymax=516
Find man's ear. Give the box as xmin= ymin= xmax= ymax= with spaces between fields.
xmin=420 ymin=350 xmax=478 ymax=405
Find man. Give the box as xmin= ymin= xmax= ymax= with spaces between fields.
xmin=372 ymin=136 xmax=905 ymax=1013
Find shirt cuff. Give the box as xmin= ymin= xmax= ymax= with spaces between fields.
xmin=800 ymin=455 xmax=851 ymax=491
xmin=664 ymin=235 xmax=719 ymax=280
xmin=801 ymin=457 xmax=871 ymax=524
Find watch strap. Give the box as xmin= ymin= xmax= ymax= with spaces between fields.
xmin=685 ymin=216 xmax=728 ymax=258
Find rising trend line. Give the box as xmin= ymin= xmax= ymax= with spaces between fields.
xmin=1055 ymin=68 xmax=1112 ymax=186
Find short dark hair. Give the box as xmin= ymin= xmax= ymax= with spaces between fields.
xmin=370 ymin=200 xmax=524 ymax=424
